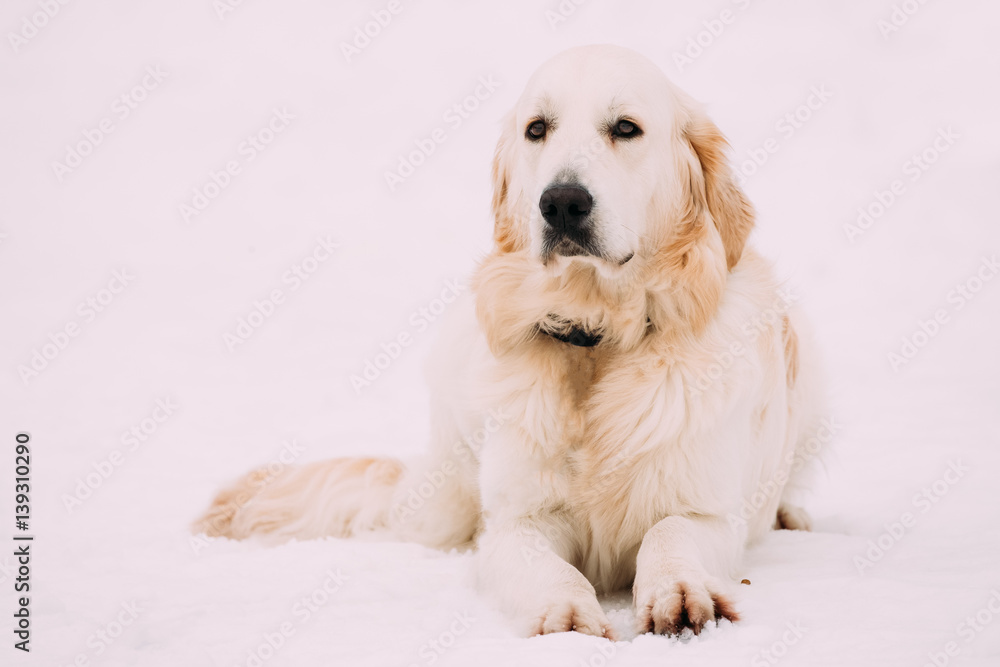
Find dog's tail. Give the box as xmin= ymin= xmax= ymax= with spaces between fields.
xmin=192 ymin=457 xmax=406 ymax=543
xmin=193 ymin=455 xmax=481 ymax=548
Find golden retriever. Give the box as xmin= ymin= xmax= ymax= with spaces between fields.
xmin=195 ymin=44 xmax=823 ymax=640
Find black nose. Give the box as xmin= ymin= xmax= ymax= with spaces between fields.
xmin=539 ymin=185 xmax=593 ymax=230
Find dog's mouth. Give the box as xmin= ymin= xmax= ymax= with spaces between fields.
xmin=542 ymin=229 xmax=599 ymax=260
xmin=542 ymin=232 xmax=635 ymax=267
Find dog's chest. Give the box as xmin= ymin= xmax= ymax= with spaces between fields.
xmin=487 ymin=336 xmax=710 ymax=509
xmin=515 ymin=343 xmax=664 ymax=506
xmin=520 ymin=343 xmax=707 ymax=569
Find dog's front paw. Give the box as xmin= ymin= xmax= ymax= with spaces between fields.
xmin=528 ymin=594 xmax=617 ymax=640
xmin=635 ymin=575 xmax=739 ymax=636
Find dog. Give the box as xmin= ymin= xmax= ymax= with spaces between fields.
xmin=194 ymin=44 xmax=824 ymax=640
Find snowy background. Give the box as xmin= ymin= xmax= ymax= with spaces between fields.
xmin=2 ymin=0 xmax=999 ymax=665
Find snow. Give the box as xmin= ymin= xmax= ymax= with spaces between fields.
xmin=2 ymin=0 xmax=999 ymax=665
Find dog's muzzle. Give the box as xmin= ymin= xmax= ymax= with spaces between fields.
xmin=539 ymin=185 xmax=601 ymax=259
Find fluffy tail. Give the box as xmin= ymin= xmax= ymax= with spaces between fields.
xmin=193 ymin=457 xmax=405 ymax=543
xmin=194 ymin=454 xmax=481 ymax=548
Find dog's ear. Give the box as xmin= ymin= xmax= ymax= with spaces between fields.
xmin=685 ymin=115 xmax=755 ymax=270
xmin=491 ymin=112 xmax=527 ymax=253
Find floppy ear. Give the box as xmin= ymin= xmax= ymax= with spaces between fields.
xmin=685 ymin=116 xmax=755 ymax=270
xmin=490 ymin=112 xmax=527 ymax=253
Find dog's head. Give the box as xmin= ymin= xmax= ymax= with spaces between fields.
xmin=491 ymin=44 xmax=753 ymax=274
xmin=480 ymin=45 xmax=754 ymax=353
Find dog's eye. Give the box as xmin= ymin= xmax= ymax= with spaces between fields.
xmin=526 ymin=120 xmax=547 ymax=141
xmin=612 ymin=119 xmax=642 ymax=139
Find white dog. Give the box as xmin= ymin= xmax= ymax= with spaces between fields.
xmin=195 ymin=44 xmax=824 ymax=640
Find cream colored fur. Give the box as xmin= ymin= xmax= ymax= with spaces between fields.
xmin=194 ymin=45 xmax=824 ymax=640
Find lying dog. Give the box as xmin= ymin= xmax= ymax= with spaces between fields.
xmin=195 ymin=44 xmax=823 ymax=640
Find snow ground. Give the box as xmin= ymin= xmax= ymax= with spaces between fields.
xmin=1 ymin=1 xmax=999 ymax=665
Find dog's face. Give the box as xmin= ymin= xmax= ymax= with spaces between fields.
xmin=504 ymin=47 xmax=680 ymax=269
xmin=491 ymin=45 xmax=753 ymax=278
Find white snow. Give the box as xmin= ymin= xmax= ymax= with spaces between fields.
xmin=2 ymin=1 xmax=999 ymax=665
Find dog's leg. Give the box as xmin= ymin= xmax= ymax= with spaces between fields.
xmin=389 ymin=453 xmax=481 ymax=549
xmin=773 ymin=309 xmax=825 ymax=533
xmin=633 ymin=516 xmax=742 ymax=635
xmin=475 ymin=516 xmax=616 ymax=640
